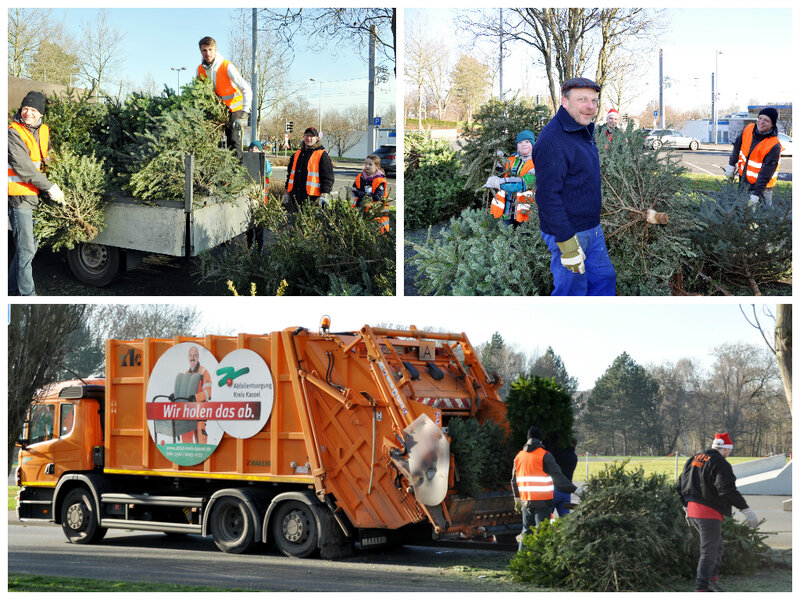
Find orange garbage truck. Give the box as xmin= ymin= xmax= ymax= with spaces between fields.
xmin=15 ymin=324 xmax=519 ymax=558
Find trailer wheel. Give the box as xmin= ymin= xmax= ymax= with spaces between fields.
xmin=67 ymin=243 xmax=122 ymax=287
xmin=272 ymin=501 xmax=319 ymax=558
xmin=209 ymin=497 xmax=255 ymax=554
xmin=61 ymin=488 xmax=107 ymax=544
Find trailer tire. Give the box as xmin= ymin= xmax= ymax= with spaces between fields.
xmin=209 ymin=496 xmax=255 ymax=554
xmin=67 ymin=243 xmax=122 ymax=287
xmin=272 ymin=500 xmax=319 ymax=558
xmin=61 ymin=488 xmax=107 ymax=544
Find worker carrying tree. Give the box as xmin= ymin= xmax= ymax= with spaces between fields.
xmin=676 ymin=432 xmax=759 ymax=592
xmin=197 ymin=36 xmax=253 ymax=160
xmin=483 ymin=129 xmax=536 ymax=227
xmin=511 ymin=425 xmax=577 ymax=551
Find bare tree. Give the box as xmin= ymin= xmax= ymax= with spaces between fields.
xmin=78 ymin=9 xmax=126 ymax=94
xmin=261 ymin=8 xmax=395 ymax=70
xmin=8 ymin=305 xmax=89 ymax=474
xmin=740 ymin=304 xmax=792 ymax=413
xmin=228 ymin=9 xmax=294 ymax=132
xmin=404 ymin=13 xmax=435 ymax=130
xmin=8 ymin=8 xmax=67 ymax=79
xmin=424 ymin=40 xmax=454 ymax=120
xmin=322 ymin=105 xmax=367 ymax=156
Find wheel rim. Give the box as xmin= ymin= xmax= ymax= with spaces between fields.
xmin=66 ymin=500 xmax=89 ymax=532
xmin=79 ymin=244 xmax=109 ymax=272
xmin=281 ymin=508 xmax=310 ymax=544
xmin=218 ymin=504 xmax=246 ymax=541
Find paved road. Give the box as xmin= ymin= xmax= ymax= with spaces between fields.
xmin=8 ymin=494 xmax=790 ymax=588
xmin=675 ymin=146 xmax=792 ymax=181
xmin=6 ymin=513 xmax=508 ymax=591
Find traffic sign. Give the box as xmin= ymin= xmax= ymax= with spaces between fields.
xmin=373 ymin=117 xmax=381 ymax=126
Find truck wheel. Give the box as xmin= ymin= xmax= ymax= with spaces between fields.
xmin=66 ymin=243 xmax=122 ymax=287
xmin=209 ymin=497 xmax=255 ymax=554
xmin=61 ymin=488 xmax=107 ymax=544
xmin=272 ymin=500 xmax=319 ymax=558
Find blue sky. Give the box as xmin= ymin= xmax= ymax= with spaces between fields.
xmin=405 ymin=7 xmax=793 ymax=113
xmin=49 ymin=7 xmax=395 ymax=113
xmin=179 ymin=298 xmax=780 ymax=390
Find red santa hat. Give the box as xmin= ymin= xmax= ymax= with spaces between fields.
xmin=711 ymin=432 xmax=733 ymax=449
xmin=607 ymin=108 xmax=619 ymax=116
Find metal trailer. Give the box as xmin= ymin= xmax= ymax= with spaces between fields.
xmin=66 ymin=153 xmax=266 ymax=286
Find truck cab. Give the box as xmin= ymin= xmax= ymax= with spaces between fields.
xmin=16 ymin=381 xmax=105 ymax=520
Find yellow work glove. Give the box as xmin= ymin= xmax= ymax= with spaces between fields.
xmin=514 ymin=499 xmax=522 ymax=513
xmin=556 ymin=235 xmax=586 ymax=274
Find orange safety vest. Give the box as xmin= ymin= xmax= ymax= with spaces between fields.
xmin=490 ymin=155 xmax=535 ymax=222
xmin=352 ymin=173 xmax=390 ymax=233
xmin=287 ymin=148 xmax=325 ymax=196
xmin=197 ymin=60 xmax=244 ymax=112
xmin=514 ymin=447 xmax=554 ymax=502
xmin=737 ymin=123 xmax=781 ymax=189
xmin=8 ymin=121 xmax=50 ymax=196
xmin=182 ymin=365 xmax=212 ymax=444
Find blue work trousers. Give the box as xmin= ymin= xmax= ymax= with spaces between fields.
xmin=8 ymin=206 xmax=38 ymax=296
xmin=541 ymin=225 xmax=616 ymax=296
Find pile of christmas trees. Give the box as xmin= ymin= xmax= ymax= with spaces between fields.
xmin=31 ymin=78 xmax=251 ymax=250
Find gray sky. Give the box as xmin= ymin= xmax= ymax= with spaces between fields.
xmin=182 ymin=299 xmax=780 ymax=390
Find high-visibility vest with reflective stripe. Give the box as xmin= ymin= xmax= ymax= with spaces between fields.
xmin=489 ymin=155 xmax=535 ymax=222
xmin=197 ymin=60 xmax=244 ymax=112
xmin=353 ymin=173 xmax=390 ymax=233
xmin=8 ymin=121 xmax=50 ymax=196
xmin=514 ymin=447 xmax=554 ymax=501
xmin=287 ymin=148 xmax=325 ymax=196
xmin=737 ymin=123 xmax=781 ymax=189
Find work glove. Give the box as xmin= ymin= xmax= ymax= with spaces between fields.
xmin=749 ymin=194 xmax=760 ymax=206
xmin=724 ymin=164 xmax=736 ymax=181
xmin=556 ymin=235 xmax=586 ymax=274
xmin=317 ymin=194 xmax=331 ymax=208
xmin=483 ymin=176 xmax=504 ymax=189
xmin=740 ymin=507 xmax=759 ymax=528
xmin=281 ymin=192 xmax=291 ymax=206
xmin=514 ymin=498 xmax=522 ymax=514
xmin=47 ymin=183 xmax=66 ymax=205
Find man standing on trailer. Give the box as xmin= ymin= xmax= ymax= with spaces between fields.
xmin=197 ymin=36 xmax=252 ymax=160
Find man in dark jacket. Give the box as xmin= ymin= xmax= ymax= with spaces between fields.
xmin=677 ymin=433 xmax=759 ymax=592
xmin=511 ymin=426 xmax=577 ymax=550
xmin=282 ymin=127 xmax=334 ymax=212
xmin=8 ymin=91 xmax=65 ymax=296
xmin=725 ymin=107 xmax=782 ymax=206
xmin=531 ymin=77 xmax=616 ymax=296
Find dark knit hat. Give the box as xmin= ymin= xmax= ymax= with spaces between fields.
xmin=20 ymin=91 xmax=46 ymax=115
xmin=561 ymin=77 xmax=601 ymax=95
xmin=527 ymin=426 xmax=543 ymax=441
xmin=758 ymin=107 xmax=778 ymax=128
xmin=304 ymin=127 xmax=319 ymax=137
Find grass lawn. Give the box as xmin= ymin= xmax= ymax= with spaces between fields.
xmin=682 ymin=172 xmax=792 ymax=194
xmin=7 ymin=574 xmax=249 ymax=592
xmin=573 ymin=454 xmax=774 ymax=483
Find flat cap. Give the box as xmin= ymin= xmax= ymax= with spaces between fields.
xmin=561 ymin=77 xmax=601 ymax=95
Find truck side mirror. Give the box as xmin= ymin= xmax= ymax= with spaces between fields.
xmin=16 ymin=437 xmax=29 ymax=449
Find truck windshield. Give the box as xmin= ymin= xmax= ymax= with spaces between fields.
xmin=29 ymin=404 xmax=56 ymax=445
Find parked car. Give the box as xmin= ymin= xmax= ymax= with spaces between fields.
xmin=372 ymin=144 xmax=396 ymax=175
xmin=777 ymin=133 xmax=792 ymax=156
xmin=644 ymin=129 xmax=701 ymax=151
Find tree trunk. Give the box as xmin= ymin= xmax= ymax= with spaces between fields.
xmin=775 ymin=304 xmax=792 ymax=414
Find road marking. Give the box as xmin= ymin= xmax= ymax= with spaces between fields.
xmin=684 ymin=161 xmax=715 ymax=175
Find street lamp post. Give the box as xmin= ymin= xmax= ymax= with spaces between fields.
xmin=712 ymin=51 xmax=722 ymax=145
xmin=171 ymin=66 xmax=187 ymax=94
xmin=310 ymin=78 xmax=322 ymax=136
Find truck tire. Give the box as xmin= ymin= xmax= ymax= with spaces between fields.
xmin=209 ymin=496 xmax=255 ymax=554
xmin=67 ymin=243 xmax=122 ymax=287
xmin=61 ymin=488 xmax=107 ymax=544
xmin=272 ymin=500 xmax=319 ymax=558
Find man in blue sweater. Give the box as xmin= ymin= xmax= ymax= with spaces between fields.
xmin=532 ymin=77 xmax=616 ymax=296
